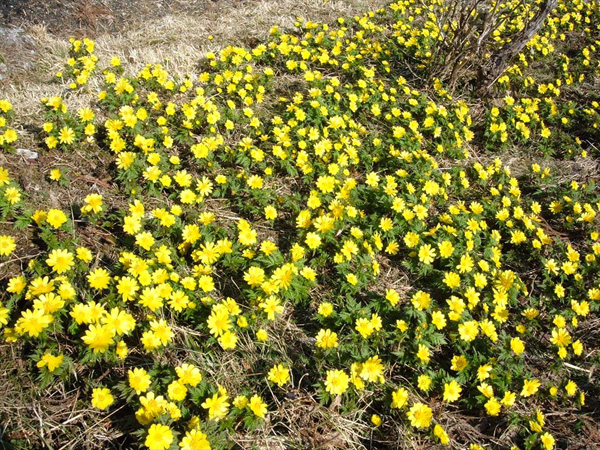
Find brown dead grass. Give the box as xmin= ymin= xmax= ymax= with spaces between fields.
xmin=0 ymin=344 xmax=132 ymax=450
xmin=1 ymin=0 xmax=390 ymax=113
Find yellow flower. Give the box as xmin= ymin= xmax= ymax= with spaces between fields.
xmin=417 ymin=374 xmax=432 ymax=392
xmin=218 ymin=331 xmax=238 ymax=350
xmin=268 ymin=363 xmax=290 ymax=386
xmin=438 ymin=240 xmax=454 ymax=258
xmin=4 ymin=187 xmax=21 ymax=204
xmin=305 ymin=232 xmax=322 ymax=250
xmin=264 ymin=205 xmax=278 ymax=220
xmin=434 ymin=424 xmax=450 ymax=445
xmin=510 ymin=230 xmax=527 ymax=244
xmin=325 ymin=369 xmax=350 ymax=395
xmin=167 ymin=380 xmax=188 ymax=402
xmin=501 ymin=391 xmax=516 ymax=407
xmin=91 ymin=387 xmax=114 ymax=410
xmin=259 ymin=296 xmax=284 ymax=320
xmin=380 ymin=217 xmax=394 ymax=232
xmin=418 ymin=244 xmax=436 ymax=265
xmin=407 ymin=402 xmax=432 ymax=428
xmin=318 ymin=302 xmax=334 ymax=317
xmin=540 ymin=432 xmax=555 ymax=450
xmin=88 ymin=268 xmax=111 ymax=290
xmin=36 ymin=352 xmax=64 ymax=372
xmin=243 ymin=266 xmax=265 ymax=287
xmin=46 ymin=209 xmax=68 ymax=229
xmin=145 ymin=424 xmax=173 ymax=450
xmin=46 ymin=249 xmax=74 ymax=274
xmin=237 ymin=220 xmax=257 ymax=246
xmin=76 ymin=246 xmax=93 ymax=262
xmin=477 ymin=364 xmax=492 ymax=381
xmin=416 ymin=344 xmax=430 ymax=364
xmin=404 ymin=231 xmax=420 ymax=248
xmin=49 ymin=169 xmax=62 ymax=181
xmin=15 ymin=308 xmax=53 ymax=337
xmin=451 ymin=355 xmax=468 ymax=372
xmin=316 ymin=328 xmax=338 ymax=349
xmin=176 ymin=363 xmax=202 ymax=387
xmin=550 ymin=327 xmax=571 ymax=347
xmin=78 ymin=107 xmax=95 ymax=122
xmin=355 ymin=317 xmax=375 ymax=339
xmin=135 ymin=231 xmax=155 ymax=251
xmin=484 ymin=397 xmax=501 ymax=416
xmin=82 ymin=324 xmax=115 ymax=353
xmin=458 ymin=320 xmax=479 ymax=342
xmin=385 ymin=289 xmax=400 ymax=307
xmin=565 ymin=380 xmax=577 ymax=396
xmin=201 ymin=390 xmax=230 ymax=421
xmin=510 ymin=337 xmax=525 ymax=355
xmin=248 ymin=394 xmax=268 ymax=418
xmin=572 ymin=340 xmax=583 ymax=356
xmin=101 ymin=308 xmax=135 ymax=335
xmin=179 ymin=429 xmax=211 ymax=450
xmin=0 ymin=235 xmax=16 ymax=257
xmin=443 ymin=271 xmax=461 ymax=289
xmin=521 ymin=379 xmax=541 ymax=397
xmin=246 ymin=175 xmax=263 ymax=189
xmin=443 ymin=380 xmax=462 ymax=403
xmin=58 ymin=126 xmax=76 ymax=145
xmin=371 ymin=414 xmax=382 ymax=427
xmin=431 ymin=310 xmax=447 ymax=329
xmin=128 ymin=367 xmax=152 ymax=394
xmin=233 ymin=395 xmax=248 ymax=409
xmin=346 ymin=273 xmax=358 ymax=285
xmin=457 ymin=254 xmax=474 ymax=273
xmin=81 ymin=193 xmax=104 ymax=214
xmin=256 ymin=329 xmax=268 ymax=342
xmin=391 ymin=387 xmax=409 ymax=409
xmin=411 ymin=290 xmax=431 ymax=311
xmin=360 ymin=356 xmax=385 ymax=383
xmin=6 ymin=275 xmax=26 ymax=294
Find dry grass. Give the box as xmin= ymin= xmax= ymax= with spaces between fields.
xmin=0 ymin=344 xmax=132 ymax=449
xmin=1 ymin=0 xmax=389 ymax=117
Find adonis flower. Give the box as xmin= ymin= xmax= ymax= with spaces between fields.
xmin=268 ymin=364 xmax=290 ymax=386
xmin=407 ymin=402 xmax=432 ymax=428
xmin=15 ymin=308 xmax=53 ymax=337
xmin=521 ymin=379 xmax=541 ymax=397
xmin=46 ymin=249 xmax=74 ymax=274
xmin=316 ymin=328 xmax=338 ymax=349
xmin=201 ymin=389 xmax=230 ymax=421
xmin=46 ymin=209 xmax=68 ymax=229
xmin=443 ymin=380 xmax=462 ymax=403
xmin=81 ymin=193 xmax=104 ymax=214
xmin=58 ymin=126 xmax=76 ymax=145
xmin=91 ymin=387 xmax=114 ymax=410
xmin=325 ymin=369 xmax=350 ymax=396
xmin=248 ymin=394 xmax=268 ymax=418
xmin=418 ymin=244 xmax=436 ymax=265
xmin=0 ymin=235 xmax=16 ymax=257
xmin=128 ymin=368 xmax=152 ymax=394
xmin=145 ymin=424 xmax=173 ymax=450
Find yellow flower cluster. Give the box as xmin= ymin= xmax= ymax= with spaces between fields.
xmin=0 ymin=0 xmax=599 ymax=448
xmin=0 ymin=100 xmax=18 ymax=152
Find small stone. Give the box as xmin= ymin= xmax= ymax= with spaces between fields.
xmin=0 ymin=26 xmax=35 ymax=49
xmin=16 ymin=148 xmax=38 ymax=159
